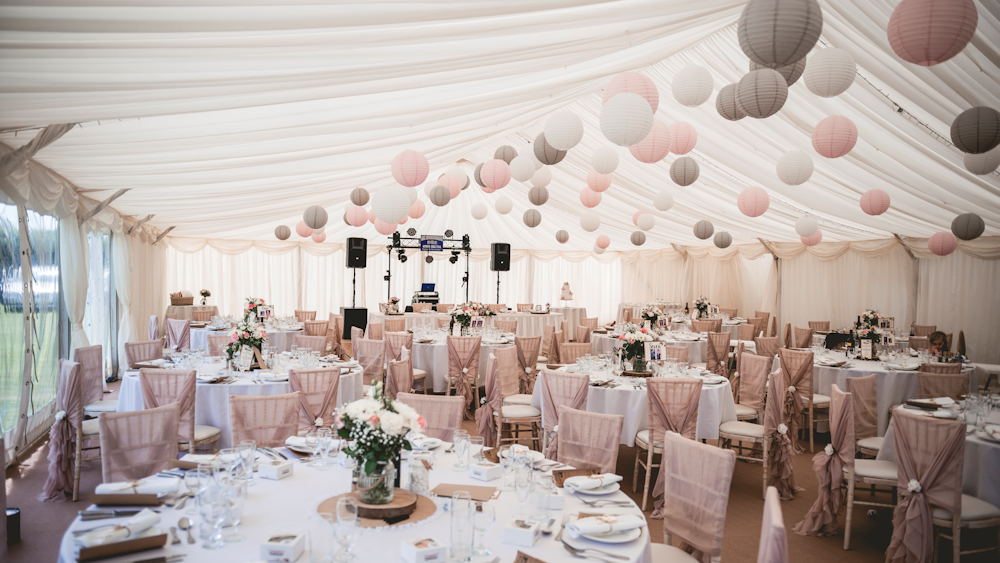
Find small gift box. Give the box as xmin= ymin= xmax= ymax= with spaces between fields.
xmin=469 ymin=461 xmax=502 ymax=482
xmin=502 ymin=518 xmax=541 ymax=548
xmin=260 ymin=532 xmax=304 ymax=562
xmin=400 ymin=537 xmax=447 ymax=563
xmin=547 ymin=488 xmax=564 ymax=511
xmin=259 ymin=460 xmax=294 ymax=481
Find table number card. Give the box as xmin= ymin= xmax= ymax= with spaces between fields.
xmin=645 ymin=341 xmax=666 ymax=362
xmin=238 ymin=345 xmax=254 ymax=367
xmin=860 ymin=339 xmax=873 ymax=360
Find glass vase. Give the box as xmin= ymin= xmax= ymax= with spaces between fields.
xmin=632 ymin=358 xmax=647 ymax=373
xmin=355 ymin=461 xmax=395 ymax=505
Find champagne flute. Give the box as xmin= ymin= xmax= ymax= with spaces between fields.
xmin=223 ymin=475 xmax=247 ymax=543
xmin=514 ymin=465 xmax=533 ymax=518
xmin=472 ymin=503 xmax=495 ymax=557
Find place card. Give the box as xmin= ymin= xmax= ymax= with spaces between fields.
xmin=552 ymin=467 xmax=600 ymax=487
xmin=431 ymin=484 xmax=497 ymax=502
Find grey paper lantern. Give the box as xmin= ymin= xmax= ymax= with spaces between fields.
xmin=670 ymin=157 xmax=700 ymax=186
xmin=951 ymin=107 xmax=1000 ymax=154
xmin=672 ymin=65 xmax=714 ymax=107
xmin=593 ymin=244 xmax=606 ymax=255
xmin=275 ymin=225 xmax=291 ymax=240
xmin=474 ymin=163 xmax=486 ymax=187
xmin=751 ymin=59 xmax=806 ymax=86
xmin=738 ymin=0 xmax=823 ymax=68
xmin=528 ymin=186 xmax=549 ymax=206
xmin=776 ymin=151 xmax=814 ymax=185
xmin=495 ymin=196 xmax=513 ymax=215
xmin=716 ymin=84 xmax=746 ymax=122
xmin=965 ymin=150 xmax=1000 ymax=175
xmin=523 ymin=209 xmax=541 ymax=228
xmin=533 ymin=132 xmax=567 ymax=165
xmin=372 ymin=185 xmax=411 ymax=224
xmin=804 ymin=48 xmax=856 ymax=98
xmin=795 ymin=215 xmax=819 ymax=237
xmin=544 ymin=110 xmax=584 ymax=150
xmin=495 ymin=145 xmax=518 ymax=164
xmin=303 ymin=205 xmax=328 ymax=229
xmin=509 ymin=155 xmax=536 ymax=182
xmin=555 ymin=230 xmax=570 ymax=244
xmin=591 ymin=146 xmax=619 ymax=174
xmin=693 ymin=220 xmax=714 ymax=240
xmin=637 ymin=214 xmax=655 ymax=232
xmin=630 ymin=231 xmax=647 ymax=246
xmin=581 ymin=211 xmax=601 ymax=232
xmin=350 ymin=188 xmax=370 ymax=206
xmin=343 ymin=212 xmax=350 ymax=226
xmin=737 ymin=69 xmax=788 ymax=119
xmin=653 ymin=191 xmax=674 ymax=211
xmin=714 ymin=231 xmax=733 ymax=249
xmin=531 ymin=165 xmax=552 ymax=188
xmin=471 ymin=202 xmax=488 ymax=220
xmin=600 ymin=92 xmax=655 ymax=147
xmin=951 ymin=213 xmax=985 ymax=241
xmin=429 ymin=185 xmax=451 ymax=207
xmin=446 ymin=166 xmax=469 ymax=191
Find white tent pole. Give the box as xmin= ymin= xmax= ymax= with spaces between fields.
xmin=11 ymin=204 xmax=36 ymax=464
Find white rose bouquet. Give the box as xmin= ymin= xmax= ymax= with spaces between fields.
xmin=334 ymin=382 xmax=426 ymax=475
xmin=640 ymin=305 xmax=663 ymax=324
xmin=694 ymin=296 xmax=710 ymax=318
xmin=225 ymin=298 xmax=268 ymax=360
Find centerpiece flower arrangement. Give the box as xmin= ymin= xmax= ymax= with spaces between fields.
xmin=224 ymin=297 xmax=268 ymax=362
xmin=617 ymin=322 xmax=654 ymax=372
xmin=856 ymin=309 xmax=885 ymax=341
xmin=693 ymin=296 xmax=711 ymax=319
xmin=640 ymin=305 xmax=663 ymax=325
xmin=334 ymin=382 xmax=425 ymax=504
xmin=448 ymin=302 xmax=495 ymax=331
xmin=199 ymin=289 xmax=211 ymax=306
xmin=388 ymin=296 xmax=400 ymax=313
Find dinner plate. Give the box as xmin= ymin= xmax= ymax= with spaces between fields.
xmin=574 ymin=482 xmax=621 ymax=496
xmin=261 ymin=375 xmax=289 ymax=382
xmin=975 ymin=430 xmax=1000 ymax=443
xmin=582 ymin=526 xmax=642 ymax=544
xmin=887 ymin=364 xmax=918 ymax=371
xmin=410 ymin=437 xmax=443 ymax=450
xmin=287 ymin=444 xmax=314 ymax=454
xmin=932 ymin=410 xmax=960 ymax=419
xmin=500 ymin=449 xmax=545 ymax=464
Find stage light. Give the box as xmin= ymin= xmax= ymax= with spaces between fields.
xmin=449 ymin=255 xmax=458 ymax=264
xmin=399 ymin=254 xmax=407 ymax=263
xmin=392 ymin=232 xmax=401 ymax=246
xmin=425 ymin=255 xmax=433 ymax=264
xmin=462 ymin=234 xmax=470 ymax=251
xmin=407 ymin=228 xmax=416 ymax=236
xmin=383 ymin=274 xmax=390 ymax=281
xmin=445 ymin=229 xmax=454 ymax=238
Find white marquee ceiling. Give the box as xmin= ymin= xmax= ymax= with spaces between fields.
xmin=1 ymin=0 xmax=998 ymax=251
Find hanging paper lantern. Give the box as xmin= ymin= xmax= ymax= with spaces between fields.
xmin=556 ymin=230 xmax=569 ymax=244
xmin=581 ymin=211 xmax=601 ymax=232
xmin=860 ymin=189 xmax=891 ymax=216
xmin=509 ymin=155 xmax=536 ymax=182
xmin=367 ymin=209 xmax=376 ymax=224
xmin=804 ymin=48 xmax=856 ymax=98
xmin=812 ymin=115 xmax=858 ymax=158
xmin=591 ymin=146 xmax=620 ymax=174
xmin=593 ymin=244 xmax=606 ymax=255
xmin=600 ymin=93 xmax=655 ymax=147
xmin=474 ymin=163 xmax=486 ymax=187
xmin=295 ymin=221 xmax=313 ymax=237
xmin=528 ymin=186 xmax=549 ymax=206
xmin=275 ymin=225 xmax=291 ymax=240
xmin=544 ymin=111 xmax=584 ymax=150
xmin=580 ymin=188 xmax=602 ymax=208
xmin=397 ymin=215 xmax=408 ymax=226
xmin=391 ymin=150 xmax=429 ymax=187
xmin=374 ymin=218 xmax=397 ymax=236
xmin=693 ymin=220 xmax=714 ymax=240
xmin=716 ymin=84 xmax=747 ymax=121
xmin=654 ymin=191 xmax=674 ymax=211
xmin=314 ymin=225 xmax=325 ymax=235
xmin=346 ymin=205 xmax=368 ymax=227
xmin=529 ymin=149 xmax=544 ymax=170
xmin=795 ymin=216 xmax=819 ymax=237
xmin=801 ymin=229 xmax=823 ymax=246
xmin=350 ymin=188 xmax=370 ymax=206
xmin=631 ymin=231 xmax=647 ymax=246
xmin=471 ymin=202 xmax=488 ymax=220
xmin=480 ymin=159 xmax=512 ymax=190
xmin=602 ymin=71 xmax=659 ymax=113
xmin=738 ymin=0 xmax=823 ymax=68
xmin=372 ymin=185 xmax=411 ymax=224
xmin=523 ymin=209 xmax=541 ymax=228
xmin=438 ymin=174 xmax=462 ymax=198
xmin=751 ymin=59 xmax=806 ymax=86
xmin=776 ymin=151 xmax=814 ymax=185
xmin=595 ymin=235 xmax=610 ymax=249
xmin=428 ymin=185 xmax=451 ymax=207
xmin=888 ymin=0 xmax=978 ymax=66
xmin=670 ymin=157 xmax=700 ymax=186
xmin=533 ymin=132 xmax=567 ymax=165
xmin=629 ymin=121 xmax=671 ymax=163
xmin=951 ymin=107 xmax=1000 ymax=154
xmin=587 ymin=170 xmax=612 ymax=193
xmin=495 ymin=196 xmax=513 ymax=215
xmin=311 ymin=232 xmax=327 ymax=243
xmin=408 ymin=200 xmax=425 ymax=220
xmin=928 ymin=231 xmax=958 ymax=256
xmin=405 ymin=188 xmax=418 ymax=205
xmin=343 ymin=213 xmax=350 ymax=226
xmin=303 ymin=205 xmax=328 ymax=229
xmin=481 ymin=186 xmax=497 ymax=194
xmin=737 ymin=69 xmax=788 ymax=119
xmin=531 ymin=165 xmax=552 ymax=188
xmin=446 ymin=166 xmax=469 ymax=190
xmin=714 ymin=231 xmax=733 ymax=249
xmin=951 ymin=213 xmax=985 ymax=241
xmin=672 ymin=65 xmax=714 ymax=107
xmin=637 ymin=214 xmax=655 ymax=232
xmin=667 ymin=123 xmax=698 ymax=155
xmin=632 ymin=211 xmax=644 ymax=226
xmin=494 ymin=145 xmax=518 ymax=164
xmin=738 ymin=187 xmax=770 ymax=217
xmin=965 ymin=150 xmax=1000 ymax=175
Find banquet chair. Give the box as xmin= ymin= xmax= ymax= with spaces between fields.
xmin=793 ymin=326 xmax=814 ymax=348
xmin=507 ymin=335 xmax=541 ymax=401
xmin=560 ymin=320 xmax=570 ymax=340
xmin=489 ymin=348 xmax=543 ymax=450
xmin=383 ymin=317 xmax=405 ymax=333
xmin=411 ymin=303 xmax=431 ymax=313
xmin=304 ymin=320 xmax=329 ymax=337
xmin=354 ymin=338 xmax=387 ymax=386
xmin=294 ymin=310 xmax=316 ymax=322
xmin=769 ymin=316 xmax=778 ymax=337
xmin=366 ymin=321 xmax=384 ymax=340
xmin=534 ymin=369 xmax=588 ymax=456
xmin=77 ymin=345 xmax=115 ymax=415
xmin=575 ymin=325 xmax=592 ymax=343
xmin=733 ymin=350 xmax=768 ymax=424
xmin=166 ymin=314 xmax=178 ymax=321
xmin=748 ymin=316 xmax=767 ymax=339
xmin=783 ymin=323 xmax=792 ymax=348
xmin=846 ymin=374 xmax=881 ymax=457
xmin=99 ymin=402 xmax=181 ymax=483
xmin=794 ymin=384 xmax=854 ymax=537
xmin=125 ymin=340 xmax=165 ymax=369
xmin=652 ymin=432 xmax=735 ymax=561
xmin=549 ymin=330 xmax=566 ymax=363
xmin=778 ymin=347 xmax=824 ymax=453
xmin=719 ymin=307 xmax=738 ymax=318
xmin=909 ymin=336 xmax=930 ymax=350
xmin=446 ymin=335 xmax=482 ymax=418
xmin=192 ymin=310 xmax=212 ymax=322
xmin=622 ymin=307 xmax=632 ymax=324
xmin=328 ymin=314 xmax=346 ymax=356
xmin=920 ymin=362 xmax=962 ymax=375
xmin=436 ymin=304 xmax=453 ymax=313
xmin=580 ymin=317 xmax=599 ymax=331
xmin=636 ymin=378 xmax=701 ymax=511
xmin=41 ymin=360 xmax=83 ymax=501
xmin=704 ymin=332 xmax=731 ymax=377
xmin=555 ymin=406 xmax=623 ymax=475
xmin=489 ymin=303 xmax=506 ymax=313
xmin=754 ymin=310 xmax=771 ymax=331
xmin=207 ymin=334 xmax=230 ymax=357
xmin=918 ymin=372 xmax=968 ymax=401
xmin=397 ymin=393 xmax=464 ymax=441
xmin=911 ymin=324 xmax=936 ymax=337
xmin=807 ymin=321 xmax=830 ymax=332
xmin=754 ymin=336 xmax=779 ymax=361
xmin=516 ymin=304 xmax=533 ymax=312
xmin=663 ymin=345 xmax=689 ymax=363
xmin=387 ymin=356 xmax=413 ymax=400
xmin=436 ymin=317 xmax=451 ymax=329
xmin=293 ymin=335 xmax=327 ymax=354
xmin=165 ymin=318 xmax=191 ymax=350
xmin=757 ymin=487 xmax=788 ymax=563
xmin=229 ymin=392 xmax=301 ymax=448
xmin=738 ymin=323 xmax=757 ymax=341
xmin=140 ymin=368 xmax=221 ymax=453
xmin=148 ymin=315 xmax=159 ymax=341
xmin=476 ymin=354 xmax=502 ymax=446
xmin=289 ymin=368 xmax=340 ymax=433
xmin=557 ymin=342 xmax=591 ymax=365
xmin=691 ymin=319 xmax=717 ymax=333
xmin=495 ymin=319 xmax=518 ymax=333
xmin=385 ymin=331 xmax=413 ymax=362
xmin=537 ymin=324 xmax=555 ymax=365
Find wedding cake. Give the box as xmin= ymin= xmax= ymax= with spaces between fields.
xmin=560 ymin=282 xmax=573 ymax=301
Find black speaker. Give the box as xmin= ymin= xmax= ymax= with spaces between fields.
xmin=490 ymin=243 xmax=510 ymax=271
xmin=347 ymin=238 xmax=367 ymax=268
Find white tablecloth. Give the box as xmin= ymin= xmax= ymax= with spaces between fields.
xmin=191 ymin=327 xmax=304 ymax=353
xmin=667 ymin=321 xmax=742 ymax=340
xmin=494 ymin=312 xmax=564 ymax=338
xmin=411 ymin=340 xmax=516 ymax=393
xmin=590 ymin=333 xmax=755 ymax=365
xmin=116 ymin=361 xmax=363 ymax=449
xmin=165 ymin=305 xmax=219 ymax=322
xmin=369 ymin=312 xmax=449 ymax=330
xmin=549 ymin=307 xmax=587 ymax=340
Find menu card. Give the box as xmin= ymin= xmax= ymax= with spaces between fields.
xmin=860 ymin=339 xmax=872 ymax=360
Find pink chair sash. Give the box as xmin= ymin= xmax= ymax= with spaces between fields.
xmin=754 ymin=311 xmax=771 ymax=332
xmin=537 ymin=369 xmax=589 ymax=459
xmin=541 ymin=324 xmax=555 ymax=357
xmin=125 ymin=341 xmax=163 ymax=368
xmin=555 ymin=406 xmax=623 ymax=475
xmin=475 ymin=354 xmax=500 ymax=446
xmin=793 ymin=326 xmax=814 ymax=348
xmin=387 ymin=357 xmax=413 ymax=401
xmin=148 ymin=315 xmax=159 ymax=341
xmin=778 ymin=348 xmax=813 ymax=455
xmin=731 ymin=342 xmax=745 ymax=401
xmin=354 ymin=339 xmax=386 ymax=386
xmin=139 ymin=368 xmax=197 ymax=442
xmin=758 ymin=487 xmax=789 ymax=563
xmin=754 ymin=336 xmax=779 ymax=361
xmin=783 ymin=323 xmax=792 ymax=348
xmin=328 ymin=314 xmax=346 ymax=357
xmin=385 ymin=332 xmax=413 ymax=362
xmin=706 ymin=332 xmax=729 ymax=377
xmin=748 ymin=317 xmax=766 ymax=339
xmin=767 ymin=358 xmax=801 ymax=499
xmin=74 ymin=344 xmax=104 ymax=408
xmin=351 ymin=326 xmax=364 ymax=354
xmin=229 ymin=392 xmax=301 ymax=448
xmin=41 ymin=360 xmax=82 ymax=501
xmin=576 ymin=326 xmax=591 ymax=344
xmin=650 ymin=378 xmax=702 ymax=518
xmin=165 ymin=318 xmax=191 ymax=350
xmin=99 ymin=403 xmax=181 ymax=483
xmin=738 ymin=352 xmax=770 ymax=413
xmin=846 ymin=374 xmax=878 ymax=441
xmin=515 ymin=336 xmax=541 ymax=394
xmin=446 ymin=336 xmax=481 ymax=419
xmin=397 ymin=393 xmax=464 ymax=441
xmin=289 ymin=368 xmax=341 ymax=433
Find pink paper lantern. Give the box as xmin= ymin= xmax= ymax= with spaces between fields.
xmin=860 ymin=189 xmax=891 ymax=216
xmin=667 ymin=122 xmax=697 ymax=155
xmin=888 ymin=0 xmax=978 ymax=66
xmin=632 ymin=211 xmax=644 ymax=226
xmin=580 ymin=188 xmax=602 ymax=208
xmin=408 ymin=199 xmax=425 ymax=219
xmin=311 ymin=232 xmax=327 ymax=243
xmin=295 ymin=221 xmax=313 ymax=237
xmin=480 ymin=159 xmax=511 ymax=190
xmin=367 ymin=209 xmax=376 ymax=224
xmin=737 ymin=187 xmax=770 ymax=218
xmin=397 ymin=215 xmax=408 ymax=225
xmin=438 ymin=174 xmax=462 ymax=198
xmin=391 ymin=149 xmax=429 ymax=187
xmin=374 ymin=218 xmax=397 ymax=236
xmin=481 ymin=186 xmax=497 ymax=194
xmin=587 ymin=170 xmax=612 ymax=193
xmin=928 ymin=231 xmax=958 ymax=256
xmin=800 ymin=229 xmax=823 ymax=246
xmin=596 ymin=235 xmax=611 ymax=249
xmin=628 ymin=121 xmax=671 ymax=163
xmin=812 ymin=115 xmax=858 ymax=158
xmin=602 ymin=72 xmax=659 ymax=113
xmin=346 ymin=205 xmax=368 ymax=227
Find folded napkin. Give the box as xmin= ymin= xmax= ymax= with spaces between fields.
xmin=984 ymin=425 xmax=1000 ymax=440
xmin=565 ymin=513 xmax=646 ymax=539
xmin=74 ymin=508 xmax=161 ymax=547
xmin=285 ymin=436 xmax=312 ymax=450
xmin=933 ymin=397 xmax=955 ymax=406
xmin=563 ymin=473 xmax=623 ymax=493
xmin=147 ymin=359 xmax=166 ymax=366
xmin=180 ymin=453 xmax=218 ymax=464
xmin=95 ymin=476 xmax=180 ymax=496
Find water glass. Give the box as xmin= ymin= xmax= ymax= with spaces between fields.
xmin=469 ymin=436 xmax=484 ymax=463
xmin=219 ymin=447 xmax=243 ymax=475
xmin=224 ymin=475 xmax=247 ymax=542
xmin=333 ymin=498 xmax=363 ymax=562
xmin=305 ymin=430 xmax=320 ymax=467
xmin=198 ymin=484 xmax=229 ymax=550
xmin=308 ymin=513 xmax=336 ymax=563
xmin=183 ymin=462 xmax=214 ymax=515
xmin=976 ymin=399 xmax=992 ymax=431
xmin=317 ymin=429 xmax=334 ymax=471
xmin=472 ymin=503 xmax=495 ymax=557
xmin=238 ymin=439 xmax=257 ymax=485
xmin=449 ymin=492 xmax=474 ymax=562
xmin=497 ymin=445 xmax=514 ymax=492
xmin=452 ymin=430 xmax=470 ymax=471
xmin=532 ymin=474 xmax=554 ymax=521
xmin=514 ymin=465 xmax=534 ymax=518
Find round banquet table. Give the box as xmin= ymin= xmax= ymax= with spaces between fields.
xmin=58 ymin=446 xmax=653 ymax=563
xmin=164 ymin=304 xmax=219 ymax=322
xmin=590 ymin=333 xmax=756 ymax=365
xmin=493 ymin=312 xmax=564 ymax=338
xmin=667 ymin=320 xmax=742 ymax=340
xmin=530 ymin=366 xmax=737 ymax=446
xmin=369 ymin=311 xmax=449 ymax=330
xmin=116 ymin=361 xmax=363 ymax=449
xmin=191 ymin=327 xmax=303 ymax=353
xmin=411 ymin=338 xmax=516 ymax=393
xmin=811 ymin=333 xmax=910 ymax=348
xmin=549 ymin=306 xmax=587 ymax=340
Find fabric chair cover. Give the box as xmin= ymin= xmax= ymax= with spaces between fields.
xmin=649 ymin=378 xmax=703 ymax=518
xmin=754 ymin=336 xmax=779 ymax=361
xmin=99 ymin=403 xmax=181 ymax=483
xmin=663 ymin=345 xmax=689 ymax=363
xmin=783 ymin=323 xmax=792 ymax=348
xmin=436 ymin=304 xmax=453 ymax=313
xmin=165 ymin=314 xmax=178 ymax=321
xmin=148 ymin=315 xmax=159 ymax=341
xmin=304 ymin=320 xmax=329 ymax=337
xmin=514 ymin=335 xmax=541 ymax=394
xmin=558 ymin=342 xmax=591 ymax=365
xmin=918 ymin=372 xmax=967 ymax=400
xmin=808 ymin=321 xmax=830 ymax=332
xmin=659 ymin=431 xmax=736 ymax=562
xmin=289 ymin=368 xmax=340 ymax=433
xmin=229 ymin=392 xmax=301 ymax=448
xmin=496 ymin=319 xmax=518 ymax=333
xmin=475 ymin=354 xmax=501 ymax=446
xmin=436 ymin=317 xmax=450 ymax=329
xmin=731 ymin=341 xmax=746 ymax=401
xmin=192 ymin=310 xmax=212 ymax=322
xmin=207 ymin=334 xmax=230 ymax=357
xmin=517 ymin=304 xmax=533 ymax=312
xmin=495 ymin=346 xmax=521 ymax=404
xmin=794 ymin=384 xmax=855 ymax=536
xmin=397 ymin=393 xmax=464 ymax=441
xmin=537 ymin=369 xmax=588 ymax=458
xmin=770 ymin=316 xmax=777 ymax=337
xmin=758 ymin=487 xmax=789 ymax=563
xmin=165 ymin=318 xmax=191 ymax=350
xmin=548 ymin=329 xmax=562 ymax=363
xmin=777 ymin=348 xmax=813 ymax=455
xmin=719 ymin=308 xmax=738 ymax=318
xmin=293 ymin=335 xmax=327 ymax=354
xmin=328 ymin=314 xmax=346 ymax=356
xmin=560 ymin=320 xmax=570 ymax=339
xmin=754 ymin=311 xmax=771 ymax=332
xmin=541 ymin=324 xmax=555 ymax=358
xmin=793 ymin=326 xmax=814 ymax=348
xmin=957 ymin=330 xmax=966 ymax=357
xmin=846 ymin=374 xmax=878 ymax=441
xmin=385 ymin=332 xmax=414 ymax=362
xmin=447 ymin=335 xmax=481 ymax=418
xmin=580 ymin=317 xmax=599 ymax=331
xmin=41 ymin=360 xmax=82 ymax=501
xmin=74 ymin=344 xmax=103 ymax=408
xmin=412 ymin=303 xmax=431 ymax=313
xmin=125 ymin=340 xmax=164 ymax=368
xmin=294 ymin=310 xmax=316 ymax=322
xmin=748 ymin=317 xmax=766 ymax=339
xmin=705 ymin=332 xmax=730 ymax=377
xmin=884 ymin=410 xmax=965 ymax=563
xmin=351 ymin=326 xmax=364 ymax=354
xmin=384 ymin=318 xmax=405 ymax=333
xmin=354 ymin=338 xmax=386 ymax=386
xmin=738 ymin=353 xmax=770 ymax=414
xmin=766 ymin=358 xmax=801 ymax=499
xmin=489 ymin=303 xmax=506 ymax=313
xmin=919 ymin=363 xmax=961 ymax=375
xmin=622 ymin=307 xmax=632 ymax=324
xmin=387 ymin=356 xmax=413 ymax=400
xmin=367 ymin=322 xmax=384 ymax=340
xmin=555 ymin=406 xmax=623 ymax=475
xmin=576 ymin=326 xmax=591 ymax=344
xmin=139 ymin=368 xmax=197 ymax=443
xmin=911 ymin=324 xmax=936 ymax=337
xmin=909 ymin=336 xmax=930 ymax=350
xmin=739 ymin=323 xmax=757 ymax=341
xmin=691 ymin=319 xmax=714 ymax=333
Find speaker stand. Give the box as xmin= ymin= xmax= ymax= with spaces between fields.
xmin=496 ymin=270 xmax=501 ymax=305
xmin=352 ymin=268 xmax=357 ymax=308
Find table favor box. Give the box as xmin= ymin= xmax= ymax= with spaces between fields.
xmin=546 ymin=488 xmax=564 ymax=511
xmin=259 ymin=459 xmax=294 ymax=480
xmin=502 ymin=518 xmax=542 ymax=547
xmin=468 ymin=461 xmax=502 ymax=482
xmin=260 ymin=532 xmax=305 ymax=562
xmin=400 ymin=536 xmax=447 ymax=563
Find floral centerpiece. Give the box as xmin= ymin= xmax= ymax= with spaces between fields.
xmin=199 ymin=289 xmax=211 ymax=306
xmin=388 ymin=296 xmax=400 ymax=313
xmin=225 ymin=297 xmax=268 ymax=363
xmin=856 ymin=309 xmax=885 ymax=341
xmin=334 ymin=382 xmax=425 ymax=504
xmin=617 ymin=322 xmax=654 ymax=372
xmin=448 ymin=302 xmax=495 ymax=331
xmin=693 ymin=296 xmax=710 ymax=319
xmin=640 ymin=304 xmax=663 ymax=325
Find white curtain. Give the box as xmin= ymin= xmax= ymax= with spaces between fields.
xmin=112 ymin=231 xmax=136 ymax=372
xmin=59 ymin=212 xmax=89 ymax=352
xmin=131 ymin=234 xmax=166 ymax=341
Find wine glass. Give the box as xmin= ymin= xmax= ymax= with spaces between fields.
xmin=317 ymin=429 xmax=334 ymax=471
xmin=514 ymin=465 xmax=533 ymax=518
xmin=333 ymin=498 xmax=363 ymax=563
xmin=472 ymin=503 xmax=495 ymax=557
xmin=224 ymin=475 xmax=247 ymax=543
xmin=469 ymin=436 xmax=484 ymax=463
xmin=497 ymin=445 xmax=514 ymax=492
xmin=198 ymin=484 xmax=229 ymax=550
xmin=452 ymin=430 xmax=470 ymax=471
xmin=218 ymin=448 xmax=243 ymax=475
xmin=183 ymin=462 xmax=214 ymax=515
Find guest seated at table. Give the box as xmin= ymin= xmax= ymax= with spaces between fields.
xmin=928 ymin=331 xmax=949 ymax=354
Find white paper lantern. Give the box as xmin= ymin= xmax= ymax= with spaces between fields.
xmin=738 ymin=0 xmax=823 ymax=68
xmin=313 ymin=225 xmax=325 ymax=235
xmin=965 ymin=149 xmax=1000 ymax=175
xmin=495 ymin=145 xmax=518 ymax=164
xmin=795 ymin=215 xmax=819 ymax=237
xmin=714 ymin=231 xmax=733 ymax=249
xmin=804 ymin=48 xmax=856 ymax=98
xmin=593 ymin=244 xmax=606 ymax=255
xmin=429 ymin=185 xmax=451 ymax=207
xmin=581 ymin=211 xmax=601 ymax=232
xmin=737 ymin=69 xmax=788 ymax=119
xmin=716 ymin=84 xmax=747 ymax=121
xmin=670 ymin=157 xmax=700 ymax=186
xmin=529 ymin=149 xmax=544 ymax=170
xmin=523 ymin=209 xmax=541 ymax=228
xmin=556 ymin=230 xmax=569 ymax=244
xmin=509 ymin=155 xmax=536 ymax=182
xmin=495 ymin=196 xmax=514 ymax=215
xmin=447 ymin=166 xmax=469 ymax=190
xmin=672 ymin=65 xmax=714 ymax=107
xmin=372 ymin=185 xmax=411 ymax=224
xmin=544 ymin=111 xmax=584 ymax=150
xmin=751 ymin=59 xmax=806 ymax=86
xmin=591 ymin=146 xmax=620 ymax=174
xmin=693 ymin=220 xmax=714 ymax=240
xmin=274 ymin=225 xmax=291 ymax=240
xmin=776 ymin=151 xmax=814 ymax=185
xmin=303 ymin=205 xmax=328 ymax=230
xmin=405 ymin=188 xmax=418 ymax=205
xmin=531 ymin=166 xmax=552 ymax=188
xmin=951 ymin=213 xmax=985 ymax=241
xmin=951 ymin=107 xmax=1000 ymax=154
xmin=630 ymin=231 xmax=646 ymax=246
xmin=533 ymin=132 xmax=567 ymax=165
xmin=653 ymin=191 xmax=674 ymax=211
xmin=637 ymin=214 xmax=655 ymax=231
xmin=471 ymin=202 xmax=488 ymax=220
xmin=350 ymin=188 xmax=370 ymax=206
xmin=528 ymin=186 xmax=549 ymax=206
xmin=600 ymin=93 xmax=655 ymax=147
